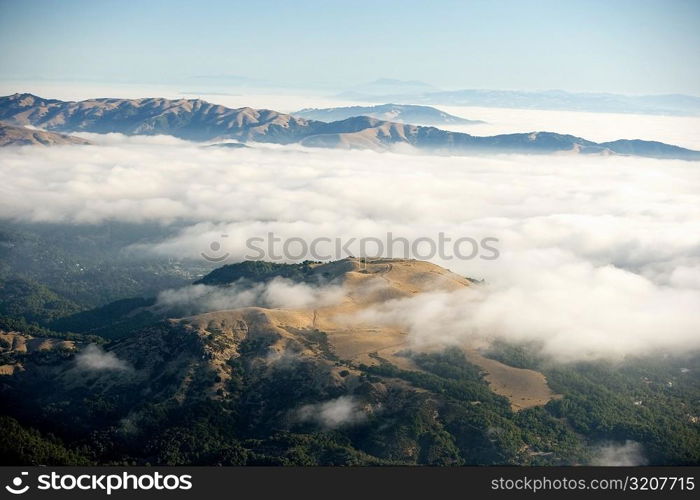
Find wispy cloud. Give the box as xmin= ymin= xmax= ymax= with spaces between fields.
xmin=590 ymin=441 xmax=648 ymax=466
xmin=75 ymin=344 xmax=130 ymax=371
xmin=154 ymin=277 xmax=345 ymax=315
xmin=294 ymin=396 xmax=367 ymax=429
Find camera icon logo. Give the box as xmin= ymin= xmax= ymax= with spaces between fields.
xmin=5 ymin=472 xmax=29 ymax=494
xmin=201 ymin=234 xmax=230 ymax=262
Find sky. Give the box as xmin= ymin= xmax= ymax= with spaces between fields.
xmin=1 ymin=0 xmax=699 ymax=95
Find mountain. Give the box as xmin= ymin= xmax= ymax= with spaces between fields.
xmin=0 ymin=93 xmax=315 ymax=144
xmin=0 ymin=258 xmax=569 ymax=465
xmin=335 ymin=88 xmax=700 ymax=116
xmin=2 ymin=257 xmax=699 ymax=465
xmin=301 ymin=118 xmax=700 ymax=159
xmin=1 ymin=93 xmax=699 ymax=159
xmin=0 ymin=122 xmax=90 ymax=146
xmin=596 ymin=139 xmax=700 ymax=160
xmin=292 ymin=104 xmax=484 ymax=126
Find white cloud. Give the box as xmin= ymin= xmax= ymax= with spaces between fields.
xmin=75 ymin=344 xmax=130 ymax=371
xmin=590 ymin=441 xmax=648 ymax=466
xmin=154 ymin=277 xmax=345 ymax=315
xmin=1 ymin=134 xmax=700 ymax=362
xmin=345 ymin=262 xmax=700 ymax=362
xmin=294 ymin=396 xmax=367 ymax=429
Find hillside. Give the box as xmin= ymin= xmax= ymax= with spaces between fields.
xmin=3 ymin=257 xmax=698 ymax=465
xmin=38 ymin=257 xmax=553 ymax=409
xmin=1 ymin=93 xmax=699 ymax=159
xmin=0 ymin=122 xmax=90 ymax=146
xmin=0 ymin=258 xmax=567 ymax=465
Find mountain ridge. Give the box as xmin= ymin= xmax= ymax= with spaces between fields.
xmin=1 ymin=93 xmax=698 ymax=160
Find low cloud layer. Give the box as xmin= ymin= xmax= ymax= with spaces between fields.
xmin=294 ymin=396 xmax=367 ymax=429
xmin=1 ymin=134 xmax=700 ymax=362
xmin=347 ymin=260 xmax=700 ymax=362
xmin=75 ymin=344 xmax=130 ymax=371
xmin=437 ymin=105 xmax=700 ymax=151
xmin=155 ymin=277 xmax=345 ymax=315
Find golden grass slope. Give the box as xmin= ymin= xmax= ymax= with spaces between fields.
xmin=178 ymin=258 xmax=559 ymax=410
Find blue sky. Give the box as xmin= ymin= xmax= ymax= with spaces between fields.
xmin=1 ymin=0 xmax=699 ymax=94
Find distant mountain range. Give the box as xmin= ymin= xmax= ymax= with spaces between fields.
xmin=292 ymin=104 xmax=484 ymax=126
xmin=1 ymin=93 xmax=698 ymax=160
xmin=337 ymin=88 xmax=700 ymax=117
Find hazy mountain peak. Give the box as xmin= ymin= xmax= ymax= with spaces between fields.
xmin=293 ymin=103 xmax=484 ymax=126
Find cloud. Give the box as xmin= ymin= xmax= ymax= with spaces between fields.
xmin=154 ymin=277 xmax=345 ymax=315
xmin=294 ymin=396 xmax=367 ymax=429
xmin=345 ymin=255 xmax=700 ymax=362
xmin=590 ymin=441 xmax=648 ymax=466
xmin=75 ymin=344 xmax=130 ymax=371
xmin=1 ymin=133 xmax=700 ymax=362
xmin=437 ymin=105 xmax=700 ymax=151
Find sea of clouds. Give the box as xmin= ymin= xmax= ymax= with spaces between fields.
xmin=1 ymin=132 xmax=699 ymax=362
